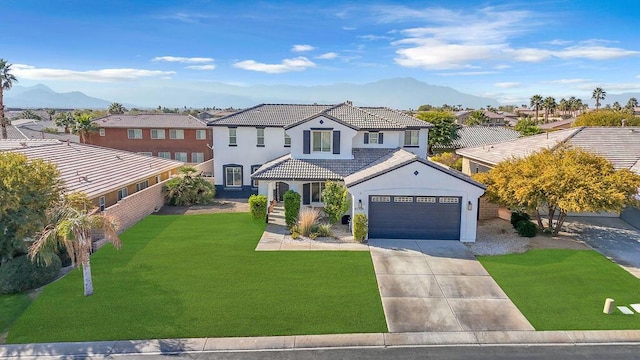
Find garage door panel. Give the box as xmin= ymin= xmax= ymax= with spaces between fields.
xmin=369 ymin=195 xmax=461 ymax=240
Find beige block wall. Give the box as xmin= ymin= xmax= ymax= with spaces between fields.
xmin=103 ymin=180 xmax=166 ymax=233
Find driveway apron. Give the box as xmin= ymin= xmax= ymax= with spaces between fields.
xmin=369 ymin=239 xmax=534 ymax=333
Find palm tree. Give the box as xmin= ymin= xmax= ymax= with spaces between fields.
xmin=108 ymin=102 xmax=126 ymax=114
xmin=0 ymin=59 xmax=18 ymax=139
xmin=529 ymin=95 xmax=543 ymax=123
xmin=612 ymin=102 xmax=622 ymax=112
xmin=558 ymin=98 xmax=569 ymax=118
xmin=72 ymin=113 xmax=98 ymax=143
xmin=592 ymin=87 xmax=606 ymax=110
xmin=626 ymin=97 xmax=638 ymax=112
xmin=542 ymin=96 xmax=557 ymax=123
xmin=54 ymin=112 xmax=75 ymax=134
xmin=30 ymin=198 xmax=120 ymax=296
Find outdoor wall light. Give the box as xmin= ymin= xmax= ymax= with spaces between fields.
xmin=467 ymin=201 xmax=473 ymax=211
xmin=358 ymin=199 xmax=363 ymax=210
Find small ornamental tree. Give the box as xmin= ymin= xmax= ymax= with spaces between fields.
xmin=283 ymin=190 xmax=301 ymax=228
xmin=474 ymin=146 xmax=640 ymax=235
xmin=321 ymin=181 xmax=350 ymax=224
xmin=165 ymin=166 xmax=215 ymax=206
xmin=514 ymin=119 xmax=543 ymax=136
xmin=430 ymin=152 xmax=462 ymax=171
xmin=416 ymin=111 xmax=460 ymax=155
xmin=572 ymin=110 xmax=639 ymax=127
xmin=248 ymin=194 xmax=268 ymax=220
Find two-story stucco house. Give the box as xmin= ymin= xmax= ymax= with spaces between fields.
xmin=209 ymin=102 xmax=486 ymax=242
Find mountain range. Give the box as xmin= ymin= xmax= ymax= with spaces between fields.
xmin=4 ymin=78 xmax=499 ymax=110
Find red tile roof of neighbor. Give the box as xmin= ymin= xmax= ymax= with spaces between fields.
xmin=1 ymin=139 xmax=184 ymax=198
xmin=93 ymin=114 xmax=208 ymax=129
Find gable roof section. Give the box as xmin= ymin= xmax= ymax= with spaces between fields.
xmin=456 ymin=128 xmax=582 ymax=166
xmin=456 ymin=126 xmax=640 ymax=173
xmin=345 ymin=149 xmax=486 ymax=189
xmin=93 ymin=114 xmax=208 ymax=128
xmin=252 ymin=148 xmax=398 ymax=181
xmin=3 ymin=140 xmax=183 ymax=199
xmin=434 ymin=126 xmax=521 ymax=150
xmin=209 ymin=103 xmax=430 ymax=130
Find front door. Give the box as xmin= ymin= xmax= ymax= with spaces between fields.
xmin=276 ymin=182 xmax=289 ymax=201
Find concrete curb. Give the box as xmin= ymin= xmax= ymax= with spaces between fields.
xmin=2 ymin=330 xmax=640 ymax=357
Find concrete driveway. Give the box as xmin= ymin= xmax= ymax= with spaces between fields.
xmin=565 ymin=217 xmax=640 ymax=278
xmin=368 ymin=239 xmax=534 ymax=333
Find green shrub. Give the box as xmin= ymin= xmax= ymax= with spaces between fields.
xmin=248 ymin=194 xmax=268 ymax=219
xmin=0 ymin=255 xmax=61 ymax=294
xmin=516 ymin=220 xmax=537 ymax=237
xmin=316 ymin=224 xmax=332 ymax=237
xmin=353 ymin=214 xmax=368 ymax=243
xmin=164 ymin=166 xmax=215 ymax=206
xmin=510 ymin=211 xmax=531 ymax=228
xmin=321 ymin=181 xmax=350 ymax=224
xmin=431 ymin=152 xmax=463 ymax=171
xmin=283 ymin=190 xmax=301 ymax=228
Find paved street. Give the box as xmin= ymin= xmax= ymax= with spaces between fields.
xmin=368 ymin=239 xmax=533 ymax=332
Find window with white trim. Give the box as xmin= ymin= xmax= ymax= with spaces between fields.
xmin=417 ymin=197 xmax=436 ymax=203
xmin=311 ymin=182 xmax=325 ymax=202
xmin=191 ymin=152 xmax=204 ymax=163
xmin=127 ymin=129 xmax=142 ymax=139
xmin=99 ymin=128 xmax=105 ymax=137
xmin=368 ymin=132 xmax=379 ymax=144
xmin=371 ymin=196 xmax=391 ymax=202
xmin=136 ymin=180 xmax=149 ymax=192
xmin=439 ymin=197 xmax=460 ymax=204
xmin=99 ymin=196 xmax=106 ymax=211
xmin=155 ymin=175 xmax=161 ymax=184
xmin=175 ymin=152 xmax=188 ymax=162
xmin=169 ymin=129 xmax=184 ymax=139
xmin=251 ymin=165 xmax=261 ymax=187
xmin=150 ymin=129 xmax=165 ymax=139
xmin=225 ymin=166 xmax=242 ymax=187
xmin=138 ymin=152 xmax=152 ymax=156
xmin=196 ymin=129 xmax=207 ymax=140
xmin=404 ymin=130 xmax=419 ymax=146
xmin=229 ymin=128 xmax=237 ymax=146
xmin=312 ymin=131 xmax=332 ymax=152
xmin=256 ymin=128 xmax=265 ymax=146
xmin=284 ymin=133 xmax=291 ymax=147
xmin=158 ymin=151 xmax=171 ymax=159
xmin=117 ymin=188 xmax=128 ymax=201
xmin=394 ymin=196 xmax=413 ymax=202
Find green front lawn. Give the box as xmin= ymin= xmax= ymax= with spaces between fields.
xmin=479 ymin=249 xmax=640 ymax=330
xmin=0 ymin=294 xmax=32 ymax=335
xmin=7 ymin=213 xmax=386 ymax=344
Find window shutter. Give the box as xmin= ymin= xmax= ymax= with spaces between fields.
xmin=364 ymin=133 xmax=369 ymax=144
xmin=333 ymin=131 xmax=340 ymax=154
xmin=379 ymin=133 xmax=384 ymax=144
xmin=303 ymin=130 xmax=310 ymax=154
xmin=303 ymin=183 xmax=310 ymax=205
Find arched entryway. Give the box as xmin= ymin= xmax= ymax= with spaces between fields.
xmin=275 ymin=182 xmax=290 ymax=201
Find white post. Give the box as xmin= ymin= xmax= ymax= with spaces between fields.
xmin=603 ymin=298 xmax=615 ymax=314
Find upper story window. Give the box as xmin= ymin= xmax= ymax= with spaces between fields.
xmin=99 ymin=128 xmax=105 ymax=137
xmin=151 ymin=129 xmax=165 ymax=139
xmin=312 ymin=130 xmax=332 ymax=152
xmin=136 ymin=180 xmax=149 ymax=192
xmin=196 ymin=130 xmax=207 ymax=140
xmin=169 ymin=129 xmax=184 ymax=139
xmin=229 ymin=128 xmax=237 ymax=146
xmin=127 ymin=129 xmax=142 ymax=139
xmin=364 ymin=132 xmax=383 ymax=144
xmin=284 ymin=133 xmax=291 ymax=147
xmin=404 ymin=130 xmax=419 ymax=147
xmin=256 ymin=128 xmax=265 ymax=147
xmin=175 ymin=152 xmax=188 ymax=162
xmin=117 ymin=187 xmax=128 ymax=201
xmin=158 ymin=151 xmax=171 ymax=159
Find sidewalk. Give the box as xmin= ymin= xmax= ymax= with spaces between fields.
xmin=2 ymin=330 xmax=640 ymax=357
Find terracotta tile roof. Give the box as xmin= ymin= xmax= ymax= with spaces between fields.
xmin=210 ymin=103 xmax=430 ymax=130
xmin=3 ymin=140 xmax=183 ymax=198
xmin=434 ymin=126 xmax=521 ymax=150
xmin=456 ymin=126 xmax=640 ymax=173
xmin=93 ymin=114 xmax=208 ymax=129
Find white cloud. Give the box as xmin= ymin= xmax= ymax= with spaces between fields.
xmin=395 ymin=38 xmax=499 ymax=70
xmin=12 ymin=64 xmax=175 ymax=82
xmin=342 ymin=26 xmax=356 ymax=31
xmin=358 ymin=34 xmax=392 ymax=41
xmin=494 ymin=64 xmax=511 ymax=70
xmin=153 ymin=56 xmax=214 ymax=64
xmin=316 ymin=52 xmax=338 ymax=60
xmin=233 ymin=57 xmax=316 ymax=73
xmin=494 ymin=82 xmax=521 ymax=88
xmin=291 ymin=44 xmax=315 ymax=52
xmin=575 ymin=82 xmax=640 ymax=92
xmin=506 ymin=48 xmax=553 ymax=62
xmin=436 ymin=71 xmax=497 ymax=76
xmin=544 ymin=78 xmax=591 ymax=84
xmin=186 ymin=64 xmax=216 ymax=70
xmin=555 ymin=46 xmax=639 ymax=60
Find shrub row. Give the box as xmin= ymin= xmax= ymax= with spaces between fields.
xmin=0 ymin=255 xmax=61 ymax=294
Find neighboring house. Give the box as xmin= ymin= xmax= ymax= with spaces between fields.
xmin=633 ymin=107 xmax=640 ymax=116
xmin=9 ymin=119 xmax=80 ymax=142
xmin=209 ymin=102 xmax=486 ymax=242
xmin=432 ymin=126 xmax=521 ymax=153
xmin=197 ymin=109 xmax=238 ymax=120
xmin=88 ymin=114 xmax=212 ymax=166
xmin=538 ymin=118 xmax=575 ymax=131
xmin=456 ymin=127 xmax=640 ymax=227
xmin=1 ymin=139 xmax=184 ymax=231
xmin=454 ymin=110 xmax=507 ymax=126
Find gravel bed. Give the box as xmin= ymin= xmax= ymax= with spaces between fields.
xmin=466 ymin=218 xmax=531 ymax=256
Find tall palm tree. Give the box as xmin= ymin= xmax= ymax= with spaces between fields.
xmin=626 ymin=97 xmax=638 ymax=112
xmin=73 ymin=113 xmax=98 ymax=143
xmin=0 ymin=59 xmax=18 ymax=139
xmin=30 ymin=199 xmax=120 ymax=296
xmin=558 ymin=98 xmax=568 ymax=118
xmin=542 ymin=96 xmax=557 ymax=123
xmin=54 ymin=111 xmax=75 ymax=134
xmin=592 ymin=87 xmax=606 ymax=110
xmin=108 ymin=102 xmax=126 ymax=115
xmin=529 ymin=94 xmax=543 ymax=123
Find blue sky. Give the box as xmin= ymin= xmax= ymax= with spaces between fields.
xmin=3 ymin=0 xmax=640 ymax=106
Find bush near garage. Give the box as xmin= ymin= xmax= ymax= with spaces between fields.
xmin=283 ymin=190 xmax=301 ymax=228
xmin=353 ymin=214 xmax=368 ymax=243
